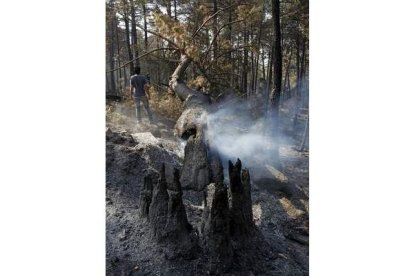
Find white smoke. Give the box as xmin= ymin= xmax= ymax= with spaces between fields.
xmin=205 ymin=97 xmax=281 ymax=169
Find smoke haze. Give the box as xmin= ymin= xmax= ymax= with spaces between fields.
xmin=206 ymin=98 xmax=281 ymax=169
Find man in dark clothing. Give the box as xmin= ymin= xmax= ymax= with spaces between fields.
xmin=130 ymin=66 xmax=153 ymax=123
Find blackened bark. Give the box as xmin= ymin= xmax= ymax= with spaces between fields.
xmin=179 ymin=134 xmax=210 ymax=191
xmin=148 ymin=164 xmax=169 ymax=241
xmin=138 ymin=173 xmax=155 ymax=218
xmin=201 ymin=182 xmax=233 ymax=272
xmin=165 ymin=168 xmax=193 ymax=238
xmin=208 ymin=149 xmax=224 ymax=185
xmin=229 ymin=159 xmax=254 ymax=238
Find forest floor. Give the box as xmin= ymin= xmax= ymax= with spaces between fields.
xmin=106 ymin=100 xmax=309 ymax=275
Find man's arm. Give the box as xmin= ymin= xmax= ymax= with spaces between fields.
xmin=130 ymin=79 xmax=133 ymax=99
xmin=144 ymin=83 xmax=151 ymax=100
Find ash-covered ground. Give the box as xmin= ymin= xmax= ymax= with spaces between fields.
xmin=106 ymin=103 xmax=309 ymax=275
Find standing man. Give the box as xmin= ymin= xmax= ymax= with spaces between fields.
xmin=130 ymin=66 xmax=153 ymax=123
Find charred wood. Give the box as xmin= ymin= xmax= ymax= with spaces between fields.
xmin=148 ymin=164 xmax=169 ymax=241
xmin=180 ymin=135 xmax=210 ymax=191
xmin=201 ymin=182 xmax=233 ymax=273
xmin=229 ymin=159 xmax=254 ymax=238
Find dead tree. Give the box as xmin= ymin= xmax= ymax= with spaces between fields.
xmin=169 ymin=54 xmax=212 ymax=191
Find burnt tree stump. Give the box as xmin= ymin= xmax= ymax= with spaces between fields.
xmin=138 ymin=173 xmax=155 ymax=218
xmin=145 ymin=164 xmax=197 ymax=259
xmin=180 ymin=135 xmax=210 ymax=191
xmin=165 ymin=168 xmax=193 ymax=238
xmin=208 ymin=148 xmax=224 ymax=185
xmin=148 ymin=164 xmax=169 ymax=241
xmin=201 ymin=182 xmax=233 ymax=273
xmin=229 ymin=159 xmax=254 ymax=238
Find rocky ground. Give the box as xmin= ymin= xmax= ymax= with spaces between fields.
xmin=106 ymin=102 xmax=309 ymax=275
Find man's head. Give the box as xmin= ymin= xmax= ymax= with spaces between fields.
xmin=134 ymin=67 xmax=141 ymax=74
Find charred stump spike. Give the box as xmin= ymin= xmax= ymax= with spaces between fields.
xmin=209 ymin=149 xmax=224 ymax=184
xmin=201 ymin=182 xmax=233 ymax=273
xmin=138 ymin=174 xmax=154 ymax=218
xmin=165 ymin=168 xmax=193 ymax=236
xmin=229 ymin=159 xmax=254 ymax=238
xmin=241 ymin=169 xmax=254 ymax=227
xmin=148 ymin=163 xmax=169 ymax=241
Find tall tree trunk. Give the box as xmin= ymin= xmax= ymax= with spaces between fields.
xmin=254 ymin=23 xmax=263 ymax=94
xmin=174 ymin=0 xmax=177 ymax=21
xmin=129 ymin=0 xmax=140 ymax=67
xmin=166 ymin=0 xmax=171 ymax=17
xmin=268 ymin=0 xmax=282 ymax=162
xmin=123 ymin=11 xmax=134 ymax=74
xmin=266 ymin=42 xmax=274 ymax=107
xmin=226 ymin=0 xmax=232 ymax=61
xmin=227 ymin=1 xmax=233 ymax=86
xmin=261 ymin=49 xmax=266 ymax=80
xmin=115 ymin=21 xmax=123 ymax=93
xmin=300 ymin=116 xmax=309 ymax=151
xmin=108 ymin=2 xmax=116 ymax=94
xmin=242 ymin=26 xmax=248 ymax=95
xmin=300 ymin=41 xmax=307 ymax=107
xmin=283 ymin=48 xmax=293 ymax=100
xmin=295 ymin=34 xmax=301 ymax=99
xmin=213 ymin=0 xmax=218 ymax=61
xmin=250 ymin=28 xmax=255 ymax=95
xmin=143 ymin=3 xmax=148 ymax=51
